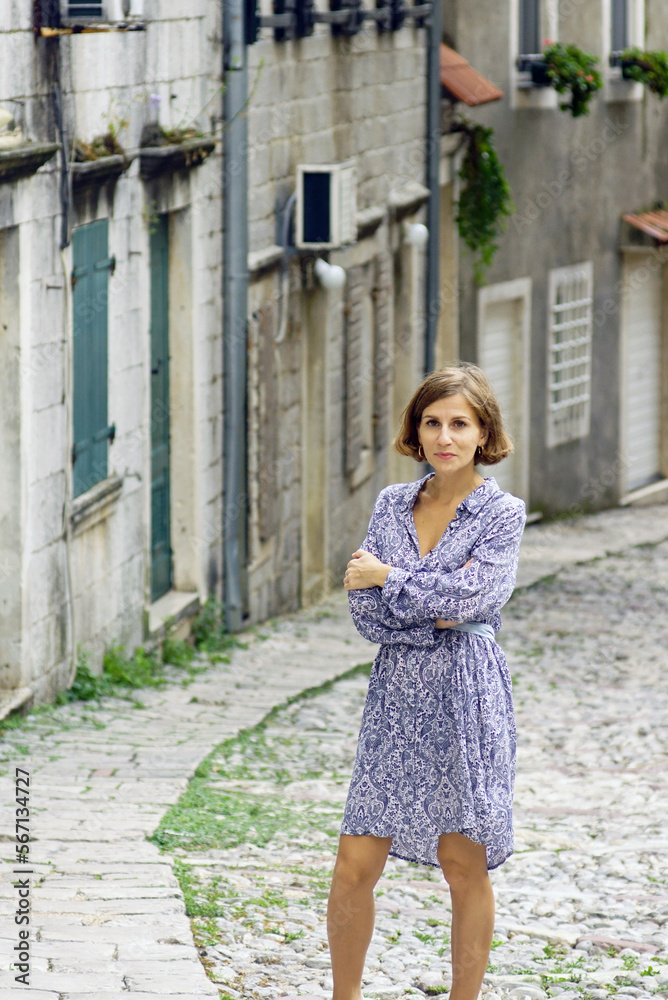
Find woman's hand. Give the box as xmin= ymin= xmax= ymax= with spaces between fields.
xmin=434 ymin=557 xmax=474 ymax=628
xmin=343 ymin=549 xmax=391 ymax=590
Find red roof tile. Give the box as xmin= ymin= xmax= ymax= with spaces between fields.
xmin=623 ymin=210 xmax=668 ymax=242
xmin=440 ymin=44 xmax=504 ymax=107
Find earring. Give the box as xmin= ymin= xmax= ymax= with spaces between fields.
xmin=418 ymin=443 xmax=425 ymax=462
xmin=475 ymin=445 xmax=482 ymax=461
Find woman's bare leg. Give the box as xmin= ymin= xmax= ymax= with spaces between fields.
xmin=437 ymin=833 xmax=495 ymax=1000
xmin=327 ymin=833 xmax=392 ymax=1000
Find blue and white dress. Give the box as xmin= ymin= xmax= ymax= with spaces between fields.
xmin=340 ymin=472 xmax=527 ymax=870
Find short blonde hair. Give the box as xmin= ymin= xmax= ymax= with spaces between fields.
xmin=393 ymin=362 xmax=513 ymax=466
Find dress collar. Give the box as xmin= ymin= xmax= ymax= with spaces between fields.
xmin=401 ymin=471 xmax=499 ymax=516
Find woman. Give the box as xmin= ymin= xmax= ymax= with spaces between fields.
xmin=328 ymin=362 xmax=527 ymax=1000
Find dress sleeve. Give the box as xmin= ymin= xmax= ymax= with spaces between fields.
xmin=379 ymin=499 xmax=527 ymax=625
xmin=347 ymin=489 xmax=441 ymax=648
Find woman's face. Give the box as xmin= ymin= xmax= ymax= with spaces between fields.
xmin=417 ymin=393 xmax=487 ymax=472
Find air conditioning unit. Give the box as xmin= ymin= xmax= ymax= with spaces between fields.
xmin=60 ymin=0 xmax=145 ymax=24
xmin=295 ymin=160 xmax=357 ymax=250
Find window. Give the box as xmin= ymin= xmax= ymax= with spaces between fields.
xmin=72 ymin=220 xmax=114 ymax=497
xmin=64 ymin=1 xmax=104 ymax=18
xmin=546 ymin=262 xmax=593 ymax=448
xmin=511 ymin=0 xmax=558 ymax=109
xmin=519 ymin=0 xmax=540 ymax=57
xmin=611 ymin=0 xmax=628 ymax=53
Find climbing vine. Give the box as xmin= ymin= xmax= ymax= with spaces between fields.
xmin=452 ymin=119 xmax=514 ymax=285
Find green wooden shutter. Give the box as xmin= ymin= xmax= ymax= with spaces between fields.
xmin=72 ymin=220 xmax=114 ymax=498
xmin=149 ymin=214 xmax=172 ymax=601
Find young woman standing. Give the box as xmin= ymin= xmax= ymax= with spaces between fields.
xmin=329 ymin=362 xmax=527 ymax=1000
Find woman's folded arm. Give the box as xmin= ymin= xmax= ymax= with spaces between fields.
xmin=347 ymin=487 xmax=441 ymax=645
xmin=379 ymin=502 xmax=526 ymax=625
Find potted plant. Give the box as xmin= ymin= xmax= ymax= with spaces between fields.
xmin=542 ymin=41 xmax=603 ymax=117
xmin=618 ymin=47 xmax=668 ymax=98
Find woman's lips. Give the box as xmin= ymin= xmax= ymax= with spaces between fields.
xmin=434 ymin=452 xmax=456 ymax=458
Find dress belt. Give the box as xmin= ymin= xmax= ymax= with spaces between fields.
xmin=444 ymin=621 xmax=496 ymax=641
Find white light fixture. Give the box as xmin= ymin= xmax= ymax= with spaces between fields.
xmin=314 ymin=258 xmax=346 ymax=290
xmin=404 ymin=222 xmax=429 ymax=246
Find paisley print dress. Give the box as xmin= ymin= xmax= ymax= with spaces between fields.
xmin=339 ymin=472 xmax=527 ymax=870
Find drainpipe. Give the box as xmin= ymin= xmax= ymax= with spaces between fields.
xmin=424 ymin=0 xmax=442 ymax=375
xmin=222 ymin=0 xmax=249 ymax=632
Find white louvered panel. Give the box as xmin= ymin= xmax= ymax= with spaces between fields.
xmin=623 ymin=257 xmax=661 ymax=491
xmin=481 ymin=299 xmax=521 ymax=496
xmin=547 ymin=262 xmax=593 ymax=447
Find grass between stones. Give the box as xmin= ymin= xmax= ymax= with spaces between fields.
xmin=149 ymin=660 xmax=376 ymax=993
xmin=0 ymin=599 xmax=245 ymax=746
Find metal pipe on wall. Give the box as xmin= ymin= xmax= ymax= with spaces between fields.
xmin=424 ymin=0 xmax=442 ymax=376
xmin=222 ymin=0 xmax=249 ymax=632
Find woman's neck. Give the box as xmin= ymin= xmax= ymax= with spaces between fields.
xmin=424 ymin=467 xmax=484 ymax=506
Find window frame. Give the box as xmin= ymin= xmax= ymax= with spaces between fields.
xmin=603 ymin=0 xmax=644 ymax=101
xmin=510 ymin=0 xmax=559 ymax=110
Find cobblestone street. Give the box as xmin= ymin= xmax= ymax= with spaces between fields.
xmin=1 ymin=503 xmax=667 ymax=1000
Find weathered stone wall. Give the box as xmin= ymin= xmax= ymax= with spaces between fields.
xmin=0 ymin=2 xmax=224 ymax=700
xmin=244 ymin=23 xmax=430 ymax=619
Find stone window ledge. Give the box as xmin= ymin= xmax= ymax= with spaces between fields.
xmin=71 ymin=152 xmax=136 ymax=190
xmin=139 ymin=137 xmax=216 ymax=181
xmin=70 ymin=473 xmax=123 ymax=535
xmin=0 ymin=142 xmax=60 ymax=184
xmin=388 ymin=182 xmax=431 ymax=222
xmin=356 ymin=205 xmax=386 ymax=241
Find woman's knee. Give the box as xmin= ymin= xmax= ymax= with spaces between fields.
xmin=333 ymin=834 xmax=391 ymax=890
xmin=437 ymin=832 xmax=488 ymax=889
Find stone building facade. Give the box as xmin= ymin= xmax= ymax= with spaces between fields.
xmin=0 ymin=2 xmax=226 ymax=705
xmin=444 ymin=0 xmax=668 ymax=516
xmin=243 ymin=24 xmax=438 ymax=618
xmin=0 ymin=1 xmax=442 ymax=707
xmin=5 ymin=0 xmax=665 ymax=708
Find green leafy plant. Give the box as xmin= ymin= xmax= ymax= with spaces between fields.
xmin=190 ymin=596 xmax=245 ymax=660
xmin=452 ymin=118 xmax=514 ymax=284
xmin=74 ymin=97 xmax=129 ymax=161
xmin=619 ymin=47 xmax=668 ymax=97
xmin=542 ymin=42 xmax=603 ymax=117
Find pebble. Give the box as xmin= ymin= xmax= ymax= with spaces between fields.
xmin=168 ymin=543 xmax=668 ymax=997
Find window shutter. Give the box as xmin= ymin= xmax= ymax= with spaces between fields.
xmin=257 ymin=304 xmax=279 ymax=543
xmin=372 ymin=252 xmax=392 ymax=452
xmin=611 ymin=0 xmax=628 ymax=52
xmin=72 ymin=220 xmax=112 ymax=497
xmin=343 ymin=264 xmax=366 ymax=474
xmin=519 ymin=0 xmax=540 ymax=56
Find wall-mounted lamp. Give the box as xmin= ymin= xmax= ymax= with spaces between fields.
xmin=403 ymin=221 xmax=429 ymax=246
xmin=314 ymin=258 xmax=346 ymax=290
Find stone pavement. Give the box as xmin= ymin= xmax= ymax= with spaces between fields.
xmin=0 ymin=499 xmax=667 ymax=999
